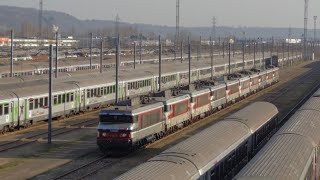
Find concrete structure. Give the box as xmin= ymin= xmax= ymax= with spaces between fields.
xmin=0 ymin=36 xmax=79 ymax=47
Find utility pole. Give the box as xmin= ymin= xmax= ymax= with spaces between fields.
xmin=313 ymin=16 xmax=317 ymax=59
xmin=223 ymin=41 xmax=225 ymax=58
xmin=228 ymin=42 xmax=231 ymax=77
xmin=115 ymin=14 xmax=120 ymax=38
xmin=115 ymin=35 xmax=120 ymax=104
xmin=133 ymin=42 xmax=136 ymax=69
xmin=188 ymin=37 xmax=191 ymax=85
xmin=48 ymin=45 xmax=53 ymax=144
xmin=89 ymin=32 xmax=93 ymax=69
xmin=253 ymin=40 xmax=256 ymax=68
xmin=100 ymin=39 xmax=103 ymax=73
xmin=38 ymin=0 xmax=43 ymax=38
xmin=10 ymin=30 xmax=14 ymax=77
xmin=242 ymin=42 xmax=245 ymax=71
xmin=180 ymin=41 xmax=183 ymax=63
xmin=140 ymin=34 xmax=142 ymax=64
xmin=158 ymin=36 xmax=162 ymax=92
xmin=212 ymin=16 xmax=216 ymax=42
xmin=175 ymin=0 xmax=180 ymax=61
xmin=199 ymin=36 xmax=202 ymax=60
xmin=210 ymin=37 xmax=214 ymax=80
xmin=55 ymin=31 xmax=58 ymax=78
xmin=304 ymin=0 xmax=309 ymax=59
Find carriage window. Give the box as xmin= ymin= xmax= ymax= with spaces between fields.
xmin=113 ymin=86 xmax=116 ymax=93
xmin=198 ymin=94 xmax=209 ymax=106
xmin=87 ymin=90 xmax=91 ymax=98
xmin=58 ymin=95 xmax=62 ymax=104
xmin=104 ymin=87 xmax=107 ymax=95
xmin=141 ymin=110 xmax=161 ymax=128
xmin=70 ymin=93 xmax=74 ymax=102
xmin=62 ymin=94 xmax=66 ymax=103
xmin=100 ymin=88 xmax=103 ymax=96
xmin=174 ymin=101 xmax=188 ymax=116
xmin=0 ymin=104 xmax=3 ymax=115
xmin=54 ymin=95 xmax=58 ymax=105
xmin=39 ymin=98 xmax=43 ymax=107
xmin=66 ymin=94 xmax=70 ymax=102
xmin=3 ymin=104 xmax=9 ymax=115
xmin=91 ymin=89 xmax=94 ymax=96
xmin=44 ymin=97 xmax=48 ymax=106
xmin=35 ymin=99 xmax=39 ymax=109
xmin=94 ymin=89 xmax=97 ymax=96
xmin=29 ymin=100 xmax=34 ymax=110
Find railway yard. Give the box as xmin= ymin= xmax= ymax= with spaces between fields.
xmin=0 ymin=52 xmax=319 ymax=179
xmin=1 ymin=0 xmax=320 ymax=179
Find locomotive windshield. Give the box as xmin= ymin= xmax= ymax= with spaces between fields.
xmin=99 ymin=115 xmax=134 ymax=123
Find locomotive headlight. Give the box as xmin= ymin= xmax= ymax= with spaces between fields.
xmin=119 ymin=133 xmax=127 ymax=138
xmin=102 ymin=132 xmax=107 ymax=137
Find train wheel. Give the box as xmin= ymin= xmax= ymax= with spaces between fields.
xmin=3 ymin=126 xmax=9 ymax=133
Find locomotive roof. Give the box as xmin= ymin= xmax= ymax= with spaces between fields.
xmin=100 ymin=102 xmax=164 ymax=116
xmin=181 ymin=88 xmax=210 ymax=96
xmin=154 ymin=94 xmax=190 ymax=105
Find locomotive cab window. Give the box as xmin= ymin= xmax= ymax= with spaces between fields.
xmin=100 ymin=115 xmax=134 ymax=124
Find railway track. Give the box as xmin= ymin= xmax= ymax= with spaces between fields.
xmin=0 ymin=118 xmax=98 ymax=153
xmin=49 ymin=60 xmax=320 ymax=179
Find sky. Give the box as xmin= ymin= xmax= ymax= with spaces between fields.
xmin=0 ymin=0 xmax=319 ymax=28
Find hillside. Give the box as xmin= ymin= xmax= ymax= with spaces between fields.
xmin=0 ymin=5 xmax=311 ymax=39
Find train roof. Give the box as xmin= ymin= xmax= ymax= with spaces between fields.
xmin=10 ymin=82 xmax=78 ymax=98
xmin=234 ymin=135 xmax=314 ymax=180
xmin=154 ymin=94 xmax=190 ymax=105
xmin=100 ymin=102 xmax=164 ymax=116
xmin=159 ymin=120 xmax=250 ymax=176
xmin=312 ymin=88 xmax=320 ymax=97
xmin=275 ymin=110 xmax=320 ymax=146
xmin=115 ymin=156 xmax=199 ymax=180
xmin=224 ymin=102 xmax=278 ymax=133
xmin=180 ymin=88 xmax=210 ymax=97
xmin=299 ymin=97 xmax=320 ymax=111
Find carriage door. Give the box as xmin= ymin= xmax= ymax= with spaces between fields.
xmin=82 ymin=89 xmax=86 ymax=110
xmin=10 ymin=101 xmax=15 ymax=126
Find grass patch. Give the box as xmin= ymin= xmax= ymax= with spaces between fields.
xmin=78 ymin=134 xmax=95 ymax=141
xmin=0 ymin=159 xmax=24 ymax=171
